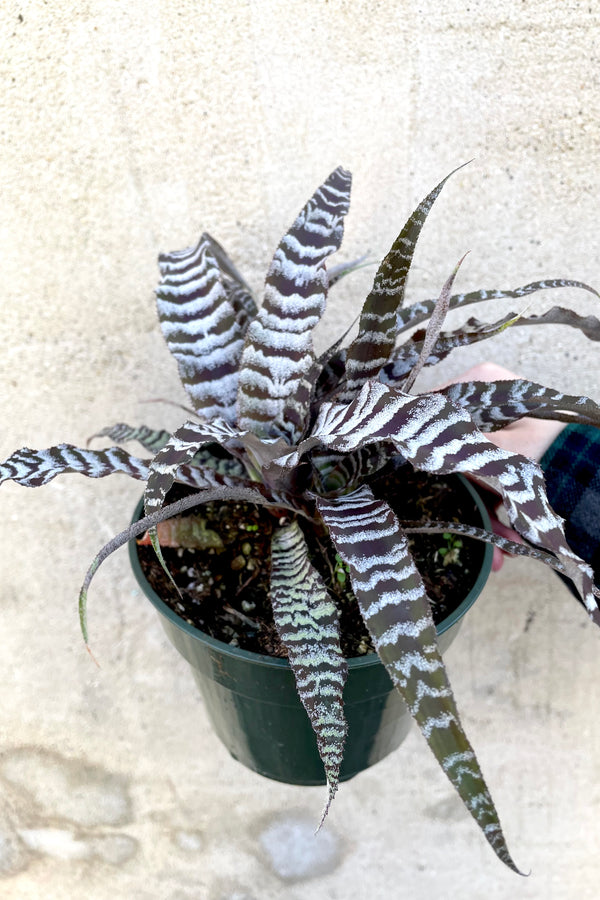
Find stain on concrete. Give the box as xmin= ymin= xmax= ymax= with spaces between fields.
xmin=219 ymin=892 xmax=257 ymax=900
xmin=89 ymin=833 xmax=138 ymax=865
xmin=257 ymin=809 xmax=343 ymax=881
xmin=0 ymin=746 xmax=138 ymax=877
xmin=0 ymin=783 xmax=34 ymax=878
xmin=172 ymin=828 xmax=204 ymax=853
xmin=0 ymin=824 xmax=30 ymax=879
xmin=423 ymin=793 xmax=464 ymax=822
xmin=18 ymin=827 xmax=90 ymax=861
xmin=0 ymin=746 xmax=133 ymax=828
xmin=17 ymin=827 xmax=138 ymax=866
xmin=208 ymin=878 xmax=258 ymax=900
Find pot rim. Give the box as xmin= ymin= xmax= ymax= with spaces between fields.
xmin=128 ymin=474 xmax=492 ymax=670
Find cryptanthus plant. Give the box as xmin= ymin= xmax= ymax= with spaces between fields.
xmin=2 ymin=166 xmax=600 ymax=873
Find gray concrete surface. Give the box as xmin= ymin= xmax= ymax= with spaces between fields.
xmin=1 ymin=2 xmax=599 ymax=897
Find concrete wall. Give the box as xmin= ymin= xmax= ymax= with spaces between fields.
xmin=1 ymin=2 xmax=599 ymax=897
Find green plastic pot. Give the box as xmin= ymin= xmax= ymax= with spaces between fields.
xmin=129 ymin=475 xmax=492 ymax=786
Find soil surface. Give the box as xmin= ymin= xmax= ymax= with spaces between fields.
xmin=136 ymin=466 xmax=487 ymax=659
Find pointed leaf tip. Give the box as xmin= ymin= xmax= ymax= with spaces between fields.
xmin=270 ymin=521 xmax=348 ymax=806
xmin=341 ymin=163 xmax=471 ymax=400
xmin=317 ymin=485 xmax=522 ymax=872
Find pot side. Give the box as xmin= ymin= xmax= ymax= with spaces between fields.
xmin=129 ymin=475 xmax=492 ymax=786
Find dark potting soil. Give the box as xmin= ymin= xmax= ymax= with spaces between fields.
xmin=136 ymin=467 xmax=487 ymax=659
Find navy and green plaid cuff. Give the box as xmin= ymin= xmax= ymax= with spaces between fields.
xmin=541 ymin=423 xmax=600 ymax=577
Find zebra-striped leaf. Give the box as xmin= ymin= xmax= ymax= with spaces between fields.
xmin=270 ymin=520 xmax=348 ymax=822
xmin=383 ymin=306 xmax=600 ymax=384
xmin=317 ymin=486 xmax=521 ymax=872
xmin=401 ymin=254 xmax=468 ymax=393
xmin=156 ymin=234 xmax=248 ymax=423
xmin=340 ymin=164 xmax=468 ymax=401
xmin=402 ymin=519 xmax=600 ymax=598
xmin=99 ymin=425 xmax=249 ymax=480
xmin=394 ymin=279 xmax=599 ymax=337
xmin=276 ymin=380 xmax=599 ymax=621
xmin=438 ymin=379 xmax=600 ymax=430
xmin=144 ymin=418 xmax=242 ymax=518
xmin=311 ymin=444 xmax=393 ymax=493
xmin=237 ymin=167 xmax=352 ymax=441
xmin=88 ymin=423 xmax=172 ymax=453
xmin=201 ymin=233 xmax=256 ymax=300
xmin=0 ymin=442 xmax=243 ymax=494
xmin=202 ymin=233 xmax=258 ymax=332
xmin=0 ymin=444 xmax=151 ymax=487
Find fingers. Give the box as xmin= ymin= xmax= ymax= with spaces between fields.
xmin=488 ymin=511 xmax=525 ymax=573
xmin=492 ymin=547 xmax=504 ymax=572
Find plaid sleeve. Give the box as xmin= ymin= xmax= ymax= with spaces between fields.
xmin=541 ymin=424 xmax=600 ymax=579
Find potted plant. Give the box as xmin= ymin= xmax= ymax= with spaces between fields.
xmin=127 ymin=467 xmax=493 ymax=791
xmin=2 ymin=165 xmax=599 ymax=874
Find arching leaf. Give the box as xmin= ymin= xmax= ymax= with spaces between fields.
xmin=317 ymin=486 xmax=521 ymax=872
xmin=395 ymin=279 xmax=599 ymax=337
xmin=437 ymin=379 xmax=600 ymax=430
xmin=273 ymin=381 xmax=599 ymax=621
xmin=0 ymin=444 xmax=150 ymax=487
xmin=88 ymin=423 xmax=172 ymax=453
xmin=383 ymin=305 xmax=600 ymax=383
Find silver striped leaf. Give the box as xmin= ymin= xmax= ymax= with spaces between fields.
xmin=311 ymin=444 xmax=393 ymax=492
xmin=88 ymin=423 xmax=172 ymax=453
xmin=0 ymin=441 xmax=257 ymax=496
xmin=382 ymin=322 xmax=515 ymax=383
xmin=89 ymin=423 xmax=247 ymax=478
xmin=275 ymin=380 xmax=599 ymax=621
xmin=451 ymin=305 xmax=600 ymax=343
xmin=203 ymin=233 xmax=257 ymax=334
xmin=316 ymin=486 xmax=521 ymax=872
xmin=156 ymin=234 xmax=248 ymax=423
xmin=237 ymin=167 xmax=352 ymax=441
xmin=142 ymin=418 xmax=303 ymax=514
xmin=394 ymin=278 xmax=599 ymax=337
xmin=144 ymin=418 xmax=243 ymax=518
xmin=400 ymin=254 xmax=468 ymax=393
xmin=223 ymin=281 xmax=258 ymax=333
xmin=201 ymin=233 xmax=257 ymax=310
xmin=340 ymin=164 xmax=467 ymax=402
xmin=383 ymin=305 xmax=600 ymax=384
xmin=402 ymin=519 xmax=600 ymax=600
xmin=0 ymin=444 xmax=150 ymax=487
xmin=379 ymin=343 xmax=423 ymax=383
xmin=437 ymin=379 xmax=600 ymax=430
xmin=270 ymin=520 xmax=348 ymax=823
